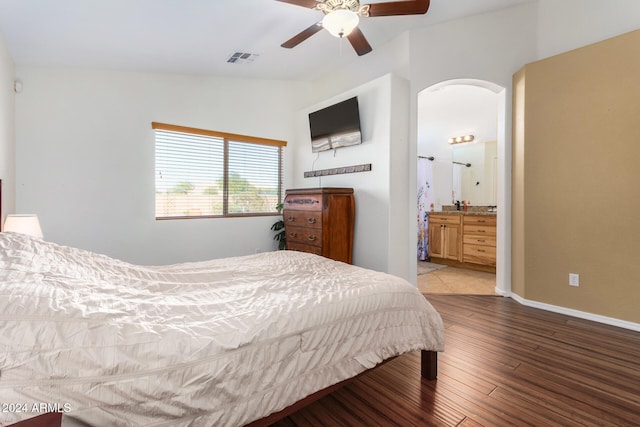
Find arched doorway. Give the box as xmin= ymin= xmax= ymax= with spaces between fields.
xmin=416 ymin=79 xmax=509 ymax=295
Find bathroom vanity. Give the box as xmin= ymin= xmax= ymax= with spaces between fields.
xmin=427 ymin=210 xmax=496 ymax=272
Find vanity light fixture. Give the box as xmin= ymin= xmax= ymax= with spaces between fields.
xmin=447 ymin=134 xmax=475 ymax=145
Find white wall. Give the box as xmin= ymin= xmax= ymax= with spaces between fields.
xmin=309 ymin=32 xmax=411 ymax=103
xmin=15 ymin=67 xmax=310 ymax=264
xmin=291 ymin=74 xmax=409 ymax=275
xmin=0 ymin=32 xmax=15 ymax=226
xmin=387 ymin=75 xmax=411 ymax=278
xmin=536 ymin=0 xmax=640 ymax=60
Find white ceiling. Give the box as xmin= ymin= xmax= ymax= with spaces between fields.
xmin=0 ymin=0 xmax=531 ymax=81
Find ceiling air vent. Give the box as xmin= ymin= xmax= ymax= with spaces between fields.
xmin=226 ymin=52 xmax=259 ymax=64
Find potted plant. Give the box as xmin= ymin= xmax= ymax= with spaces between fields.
xmin=271 ymin=203 xmax=286 ymax=250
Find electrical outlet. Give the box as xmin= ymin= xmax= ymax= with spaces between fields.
xmin=569 ymin=273 xmax=579 ymax=287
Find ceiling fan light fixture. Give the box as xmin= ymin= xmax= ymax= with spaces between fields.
xmin=322 ymin=9 xmax=360 ymax=38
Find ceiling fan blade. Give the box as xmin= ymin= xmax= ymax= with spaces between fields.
xmin=275 ymin=0 xmax=318 ymax=9
xmin=347 ymin=27 xmax=373 ymax=56
xmin=281 ymin=23 xmax=323 ymax=49
xmin=367 ymin=0 xmax=430 ymax=17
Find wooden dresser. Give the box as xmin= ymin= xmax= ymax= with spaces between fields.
xmin=283 ymin=188 xmax=355 ymax=264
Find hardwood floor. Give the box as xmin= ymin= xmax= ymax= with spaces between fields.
xmin=271 ymin=295 xmax=640 ymax=426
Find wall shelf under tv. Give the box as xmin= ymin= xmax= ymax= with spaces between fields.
xmin=304 ymin=163 xmax=372 ymax=178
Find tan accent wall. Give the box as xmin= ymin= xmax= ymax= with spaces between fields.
xmin=512 ymin=29 xmax=640 ymax=324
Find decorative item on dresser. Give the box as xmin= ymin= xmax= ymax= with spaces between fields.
xmin=283 ymin=187 xmax=355 ymax=264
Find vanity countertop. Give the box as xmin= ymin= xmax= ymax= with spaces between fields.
xmin=429 ymin=211 xmax=497 ymax=216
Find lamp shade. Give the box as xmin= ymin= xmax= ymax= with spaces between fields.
xmin=4 ymin=214 xmax=44 ymax=238
xmin=322 ymin=9 xmax=359 ymax=38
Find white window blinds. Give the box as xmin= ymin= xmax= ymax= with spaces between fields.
xmin=153 ymin=123 xmax=285 ymax=219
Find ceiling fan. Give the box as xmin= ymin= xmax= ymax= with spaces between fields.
xmin=277 ymin=0 xmax=430 ymax=56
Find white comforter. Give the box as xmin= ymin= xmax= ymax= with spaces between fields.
xmin=0 ymin=232 xmax=444 ymax=426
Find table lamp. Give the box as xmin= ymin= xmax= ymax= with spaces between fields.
xmin=3 ymin=214 xmax=44 ymax=238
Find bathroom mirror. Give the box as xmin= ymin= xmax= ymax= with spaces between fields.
xmin=452 ymin=141 xmax=497 ymax=206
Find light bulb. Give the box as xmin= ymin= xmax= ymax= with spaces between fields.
xmin=323 ymin=9 xmax=360 ymax=38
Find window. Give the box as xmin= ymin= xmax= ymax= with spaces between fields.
xmin=153 ymin=122 xmax=286 ymax=219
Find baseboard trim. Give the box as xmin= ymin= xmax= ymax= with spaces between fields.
xmin=494 ymin=286 xmax=508 ymax=296
xmin=508 ymin=292 xmax=640 ymax=333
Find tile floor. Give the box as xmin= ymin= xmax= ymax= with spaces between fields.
xmin=417 ymin=263 xmax=496 ymax=295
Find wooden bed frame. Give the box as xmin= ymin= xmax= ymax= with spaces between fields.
xmin=8 ymin=351 xmax=436 ymax=427
xmin=247 ymin=349 xmax=437 ymax=426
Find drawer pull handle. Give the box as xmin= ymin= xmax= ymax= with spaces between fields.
xmin=307 ymin=217 xmax=317 ymax=224
xmin=477 ymin=230 xmax=485 ymax=233
xmin=287 ymin=216 xmax=295 ymax=222
xmin=478 ymin=239 xmax=485 ymax=243
xmin=307 ymin=235 xmax=317 ymax=242
xmin=289 ymin=232 xmax=298 ymax=238
xmin=478 ymin=249 xmax=485 ymax=253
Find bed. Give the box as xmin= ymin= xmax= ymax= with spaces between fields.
xmin=0 ymin=232 xmax=444 ymax=426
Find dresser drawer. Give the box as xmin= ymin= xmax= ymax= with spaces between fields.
xmin=463 ymin=215 xmax=496 ymax=226
xmin=283 ymin=210 xmax=322 ymax=229
xmin=463 ymin=235 xmax=496 ymax=246
xmin=287 ymin=226 xmax=322 ymax=248
xmin=463 ymin=244 xmax=497 ymax=266
xmin=284 ymin=194 xmax=323 ymax=211
xmin=429 ymin=214 xmax=461 ymax=224
xmin=287 ymin=242 xmax=322 ymax=256
xmin=463 ymin=224 xmax=496 ymax=236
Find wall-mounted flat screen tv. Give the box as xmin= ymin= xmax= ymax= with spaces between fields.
xmin=309 ymin=96 xmax=362 ymax=153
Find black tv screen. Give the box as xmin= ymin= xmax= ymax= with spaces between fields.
xmin=309 ymin=97 xmax=362 ymax=152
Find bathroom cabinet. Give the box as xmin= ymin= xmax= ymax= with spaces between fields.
xmin=462 ymin=215 xmax=497 ymax=267
xmin=428 ymin=214 xmax=462 ymax=261
xmin=428 ymin=212 xmax=496 ymax=272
